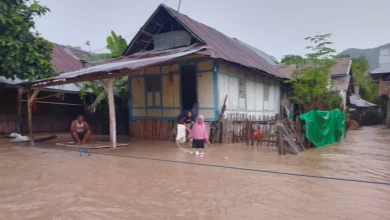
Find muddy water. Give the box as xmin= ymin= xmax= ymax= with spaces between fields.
xmin=0 ymin=126 xmax=390 ymax=219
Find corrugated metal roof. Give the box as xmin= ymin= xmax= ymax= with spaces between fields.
xmin=233 ymin=38 xmax=277 ymax=65
xmin=349 ymin=94 xmax=376 ymax=107
xmin=30 ymin=46 xmax=205 ymax=88
xmin=0 ymin=43 xmax=92 ymax=92
xmin=278 ymin=58 xmax=352 ymax=78
xmin=161 ymin=5 xmax=281 ymax=78
xmin=331 ymin=58 xmax=351 ymax=76
xmin=0 ymin=76 xmax=83 ymax=93
xmin=51 ymin=43 xmax=92 ymax=73
xmin=331 ymin=75 xmax=350 ymax=91
xmin=371 ymin=64 xmax=390 ymax=74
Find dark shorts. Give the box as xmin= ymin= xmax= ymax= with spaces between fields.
xmin=192 ymin=139 xmax=205 ymax=149
xmin=75 ymin=131 xmax=85 ymax=139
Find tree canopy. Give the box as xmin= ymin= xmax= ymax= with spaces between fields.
xmin=287 ymin=33 xmax=342 ymax=111
xmin=0 ymin=0 xmax=55 ymax=81
xmin=281 ymin=54 xmax=305 ymax=65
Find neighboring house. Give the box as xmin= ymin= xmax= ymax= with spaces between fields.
xmin=0 ymin=43 xmax=90 ymax=134
xmin=278 ymin=58 xmax=354 ymax=110
xmin=370 ymin=48 xmax=390 ymax=128
xmin=124 ymin=4 xmax=284 ymax=128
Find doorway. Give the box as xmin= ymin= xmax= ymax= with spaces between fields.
xmin=180 ymin=65 xmax=198 ymax=110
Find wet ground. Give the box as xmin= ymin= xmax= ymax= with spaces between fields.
xmin=0 ymin=126 xmax=389 ymax=219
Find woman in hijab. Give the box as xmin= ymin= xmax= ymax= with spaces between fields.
xmin=187 ymin=115 xmax=212 ymax=151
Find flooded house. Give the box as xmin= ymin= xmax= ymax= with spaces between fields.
xmin=0 ymin=44 xmax=89 ymax=134
xmin=278 ymin=58 xmax=354 ymax=111
xmin=25 ymin=4 xmax=287 ymax=147
xmin=370 ymin=48 xmax=390 ymax=128
xmin=123 ymin=4 xmax=285 ymax=139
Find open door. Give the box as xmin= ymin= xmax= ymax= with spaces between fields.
xmin=180 ymin=65 xmax=198 ymax=111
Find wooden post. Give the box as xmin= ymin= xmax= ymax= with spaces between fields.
xmin=387 ymin=97 xmax=390 ymax=129
xmin=277 ymin=121 xmax=284 ymax=155
xmin=102 ymin=79 xmax=117 ymax=149
xmin=27 ymin=89 xmax=40 ymax=146
xmin=16 ymin=87 xmax=23 ymax=133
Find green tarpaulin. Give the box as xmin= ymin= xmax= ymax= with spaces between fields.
xmin=299 ymin=109 xmax=346 ymax=147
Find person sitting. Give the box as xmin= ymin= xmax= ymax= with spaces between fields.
xmin=70 ymin=115 xmax=91 ymax=145
xmin=180 ymin=111 xmax=195 ymax=129
xmin=179 ymin=111 xmax=195 ymax=141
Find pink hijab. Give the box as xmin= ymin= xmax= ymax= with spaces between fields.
xmin=190 ymin=115 xmax=209 ymax=140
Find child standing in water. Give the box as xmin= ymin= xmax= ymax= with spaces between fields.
xmin=187 ymin=115 xmax=212 ymax=154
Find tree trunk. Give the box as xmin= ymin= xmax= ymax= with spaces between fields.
xmin=103 ymin=79 xmax=117 ymax=149
xmin=27 ymin=89 xmax=40 ymax=146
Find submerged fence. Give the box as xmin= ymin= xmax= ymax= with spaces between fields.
xmin=218 ymin=114 xmax=277 ymax=147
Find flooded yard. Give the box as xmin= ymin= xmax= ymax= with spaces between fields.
xmin=0 ymin=126 xmax=390 ymax=219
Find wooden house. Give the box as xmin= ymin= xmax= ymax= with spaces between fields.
xmin=123 ymin=4 xmax=284 ymax=138
xmin=370 ymin=48 xmax=390 ymax=128
xmin=25 ymin=4 xmax=287 ymax=147
xmin=0 ymin=44 xmax=90 ymax=134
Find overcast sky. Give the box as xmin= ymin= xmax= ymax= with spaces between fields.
xmin=35 ymin=0 xmax=390 ymax=60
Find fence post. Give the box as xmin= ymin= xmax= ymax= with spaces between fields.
xmin=277 ymin=120 xmax=284 ymax=155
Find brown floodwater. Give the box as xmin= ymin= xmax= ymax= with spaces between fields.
xmin=0 ymin=126 xmax=390 ymax=219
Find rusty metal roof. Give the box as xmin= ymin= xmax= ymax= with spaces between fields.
xmin=278 ymin=58 xmax=352 ymax=78
xmin=349 ymin=94 xmax=376 ymax=107
xmin=331 ymin=58 xmax=352 ymax=76
xmin=51 ymin=43 xmax=92 ymax=73
xmin=162 ymin=5 xmax=281 ymax=78
xmin=29 ymin=46 xmax=206 ymax=88
xmin=331 ymin=75 xmax=351 ymax=91
xmin=1 ymin=43 xmax=93 ymax=92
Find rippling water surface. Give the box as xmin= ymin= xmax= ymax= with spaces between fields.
xmin=0 ymin=126 xmax=389 ymax=219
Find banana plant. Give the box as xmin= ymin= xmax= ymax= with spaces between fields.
xmin=106 ymin=31 xmax=128 ymax=58
xmin=80 ymin=77 xmax=128 ymax=108
xmin=79 ymin=31 xmax=128 ymax=107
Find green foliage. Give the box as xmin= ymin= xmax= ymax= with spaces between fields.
xmin=82 ymin=53 xmax=112 ymax=64
xmin=79 ymin=31 xmax=129 ymax=107
xmin=106 ymin=31 xmax=128 ymax=58
xmin=350 ymin=56 xmax=379 ymax=103
xmin=281 ymin=54 xmax=305 ymax=65
xmin=0 ymin=0 xmax=56 ymax=81
xmin=287 ymin=33 xmax=341 ymax=111
xmin=326 ymin=91 xmax=343 ymax=111
xmin=336 ymin=54 xmax=381 ymax=105
xmin=79 ymin=78 xmax=128 ymax=108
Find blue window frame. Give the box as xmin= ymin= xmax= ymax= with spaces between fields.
xmin=145 ymin=75 xmax=162 ymax=107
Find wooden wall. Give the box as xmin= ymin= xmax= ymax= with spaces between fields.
xmin=127 ymin=58 xmax=217 ymax=139
xmin=128 ymin=58 xmax=217 ymax=122
xmin=0 ymin=87 xmax=85 ymax=134
xmin=218 ymin=62 xmax=281 ymax=118
xmin=196 ymin=60 xmax=216 ymax=120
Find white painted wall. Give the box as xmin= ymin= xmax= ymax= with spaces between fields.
xmin=218 ymin=72 xmax=280 ymax=119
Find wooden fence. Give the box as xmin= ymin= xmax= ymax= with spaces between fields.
xmin=213 ymin=114 xmax=306 ymax=155
xmin=0 ymin=114 xmax=75 ymax=134
xmin=219 ymin=114 xmax=277 ymax=146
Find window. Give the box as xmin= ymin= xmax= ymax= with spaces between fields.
xmin=145 ymin=76 xmax=162 ymax=107
xmin=238 ymin=78 xmax=246 ymax=109
xmin=145 ymin=77 xmax=161 ymax=92
xmin=238 ymin=79 xmax=246 ymax=98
